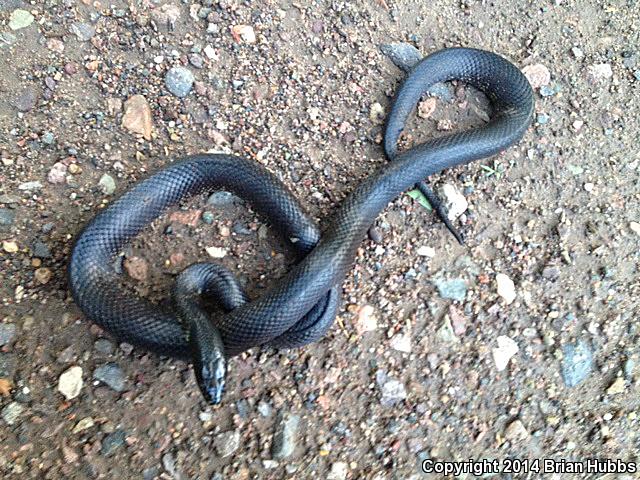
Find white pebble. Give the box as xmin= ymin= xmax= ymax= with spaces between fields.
xmin=389 ymin=334 xmax=411 ymax=353
xmin=416 ymin=246 xmax=435 ymax=257
xmin=496 ymin=273 xmax=516 ymax=304
xmin=58 ymin=366 xmax=83 ymax=400
xmin=440 ymin=183 xmax=468 ymax=220
xmin=205 ymin=246 xmax=227 ymax=258
xmin=492 ymin=335 xmax=519 ymax=371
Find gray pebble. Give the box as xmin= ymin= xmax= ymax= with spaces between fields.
xmin=99 ymin=174 xmax=116 ymax=195
xmin=232 ymin=221 xmax=252 ymax=235
xmin=257 ymin=400 xmax=272 ymax=417
xmin=376 ymin=370 xmax=407 ymax=407
xmin=32 ymin=240 xmax=51 ymax=258
xmin=271 ymin=411 xmax=300 ymax=459
xmin=432 ymin=277 xmax=467 ymax=301
xmin=201 ymin=211 xmax=214 ymax=224
xmin=165 ymin=66 xmax=195 ymax=97
xmin=189 ymin=53 xmax=204 ymax=69
xmin=41 ymin=132 xmax=55 ymax=145
xmin=207 ymin=191 xmax=239 ymax=206
xmin=94 ymin=339 xmax=114 ymax=355
xmin=0 ymin=209 xmax=16 ymax=228
xmin=214 ymin=430 xmax=240 ymax=457
xmin=70 ymin=22 xmax=95 ymax=41
xmin=1 ymin=402 xmax=24 ymax=426
xmin=368 ymin=226 xmax=383 ymax=244
xmin=0 ymin=323 xmax=16 ymax=346
xmin=561 ymin=339 xmax=593 ymax=387
xmin=101 ymin=429 xmax=126 ymax=456
xmin=14 ymin=87 xmax=39 ymax=112
xmin=94 ymin=363 xmax=126 ymax=392
xmin=380 ymin=43 xmax=422 ymax=72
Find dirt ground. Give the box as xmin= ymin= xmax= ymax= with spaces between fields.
xmin=1 ymin=0 xmax=639 ymax=479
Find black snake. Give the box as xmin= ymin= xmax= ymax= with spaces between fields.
xmin=68 ymin=48 xmax=534 ymax=403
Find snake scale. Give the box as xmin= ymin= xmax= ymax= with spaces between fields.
xmin=69 ymin=48 xmax=534 ymax=403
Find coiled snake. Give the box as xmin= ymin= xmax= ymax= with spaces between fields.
xmin=69 ymin=48 xmax=534 ymax=404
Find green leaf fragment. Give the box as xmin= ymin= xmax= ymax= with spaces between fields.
xmin=407 ymin=189 xmax=432 ymax=210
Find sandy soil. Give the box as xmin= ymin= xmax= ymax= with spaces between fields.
xmin=0 ymin=0 xmax=639 ymax=479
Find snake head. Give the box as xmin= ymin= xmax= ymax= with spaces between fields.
xmin=194 ymin=353 xmax=226 ymax=405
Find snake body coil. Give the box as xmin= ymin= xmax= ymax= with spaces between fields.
xmin=69 ymin=48 xmax=534 ymax=403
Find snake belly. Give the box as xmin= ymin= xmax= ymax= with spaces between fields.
xmin=68 ymin=48 xmax=534 ymax=359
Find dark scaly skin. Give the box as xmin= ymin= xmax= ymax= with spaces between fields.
xmin=68 ymin=48 xmax=534 ymax=403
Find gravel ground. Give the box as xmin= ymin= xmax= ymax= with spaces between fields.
xmin=1 ymin=1 xmax=639 ymax=479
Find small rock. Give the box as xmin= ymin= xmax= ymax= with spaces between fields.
xmin=207 ymin=191 xmax=239 ymax=206
xmin=0 ymin=353 xmax=17 ymax=380
xmin=94 ymin=363 xmax=126 ymax=392
xmin=571 ymin=47 xmax=584 ymax=59
xmin=162 ymin=453 xmax=177 ymax=476
xmin=123 ymin=256 xmax=148 ymax=282
xmin=448 ymin=306 xmax=467 ymax=336
xmin=586 ymin=63 xmax=613 ymax=83
xmin=2 ymin=240 xmax=18 ymax=253
xmin=0 ymin=324 xmax=16 ymax=347
xmin=169 ymin=210 xmax=201 ymax=226
xmin=504 ymin=419 xmax=529 ymax=441
xmin=496 ymin=273 xmax=516 ymax=304
xmin=41 ymin=132 xmax=55 ymax=145
xmin=47 ymin=38 xmax=64 ymax=53
xmin=14 ymin=87 xmax=39 ymax=112
xmin=561 ymin=339 xmax=593 ymax=387
xmin=437 ymin=315 xmax=460 ymax=344
xmin=606 ymin=376 xmax=626 ymax=395
xmin=58 ymin=366 xmax=83 ymax=400
xmin=629 ymin=221 xmax=640 ymax=236
xmin=48 ymin=163 xmax=68 ymax=184
xmin=0 ymin=209 xmax=16 ymax=228
xmin=99 ymin=174 xmax=116 ymax=195
xmin=73 ymin=417 xmax=95 ymax=433
xmin=215 ymin=430 xmax=240 ymax=457
xmin=433 ymin=277 xmax=467 ymax=301
xmin=204 ymin=45 xmax=217 ymax=60
xmin=272 ymin=411 xmax=300 ymax=459
xmin=165 ymin=66 xmax=195 ymax=97
xmin=34 ymin=267 xmax=52 ymax=285
xmin=368 ymin=226 xmax=383 ymax=243
xmin=417 ymin=97 xmax=437 ymax=119
xmin=416 ymin=245 xmax=435 ymax=257
xmin=101 ymin=430 xmax=126 ymax=456
xmin=380 ymin=43 xmax=422 ymax=72
xmin=355 ymin=304 xmax=377 ymax=333
xmin=189 ymin=53 xmax=204 ymax=69
xmin=389 ymin=334 xmax=411 ymax=353
xmin=522 ymin=64 xmax=551 ymax=89
xmin=376 ymin=371 xmax=407 ymax=407
xmin=205 ymin=246 xmax=227 ymax=258
xmin=492 ymin=335 xmax=519 ymax=371
xmin=94 ymin=339 xmax=114 ymax=355
xmin=201 ymin=211 xmax=214 ymax=224
xmin=1 ymin=402 xmax=24 ymax=425
xmin=150 ymin=4 xmax=181 ymax=28
xmin=369 ymin=102 xmax=385 ymax=124
xmin=439 ymin=184 xmax=468 ymax=220
xmin=9 ymin=9 xmax=34 ymax=30
xmin=231 ymin=24 xmax=256 ymax=44
xmin=122 ymin=95 xmax=152 ymax=140
xmin=257 ymin=401 xmax=272 ymax=417
xmin=32 ymin=240 xmax=51 ymax=258
xmin=70 ymin=22 xmax=95 ymax=41
xmin=327 ymin=462 xmax=348 ymax=480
